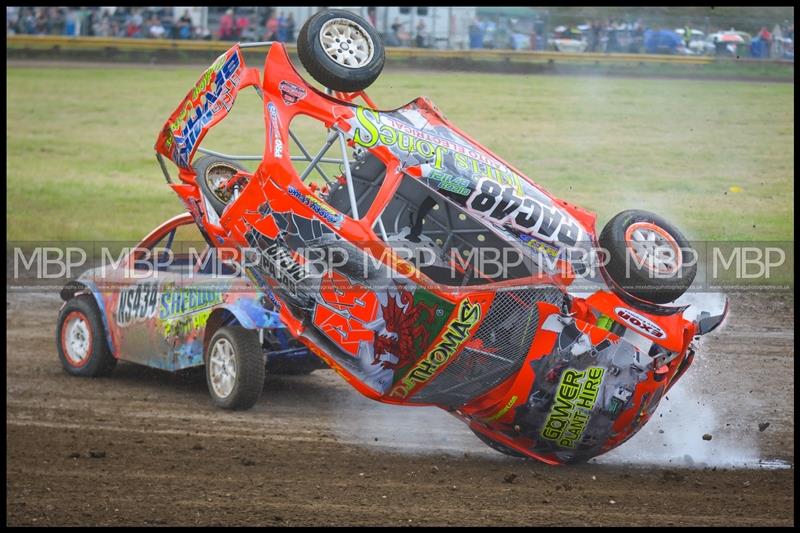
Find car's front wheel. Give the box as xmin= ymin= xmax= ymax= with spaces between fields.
xmin=205 ymin=326 xmax=265 ymax=410
xmin=599 ymin=210 xmax=697 ymax=306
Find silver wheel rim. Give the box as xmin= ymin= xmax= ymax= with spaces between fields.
xmin=206 ymin=163 xmax=237 ymax=204
xmin=65 ymin=316 xmax=91 ymax=364
xmin=319 ymin=18 xmax=374 ymax=69
xmin=209 ymin=338 xmax=237 ymax=399
xmin=628 ymin=226 xmax=681 ymax=275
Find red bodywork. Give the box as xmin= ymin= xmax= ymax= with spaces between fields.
xmin=154 ymin=43 xmax=706 ymax=464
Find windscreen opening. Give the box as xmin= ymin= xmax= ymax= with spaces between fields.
xmin=374 ymin=173 xmax=540 ymax=287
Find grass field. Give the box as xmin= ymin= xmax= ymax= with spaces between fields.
xmin=6 ymin=63 xmax=794 ymax=243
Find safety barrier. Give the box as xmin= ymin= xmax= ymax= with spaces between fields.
xmin=7 ymin=34 xmax=725 ymax=65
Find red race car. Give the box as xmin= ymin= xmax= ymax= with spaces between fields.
xmin=150 ymin=10 xmax=727 ymax=464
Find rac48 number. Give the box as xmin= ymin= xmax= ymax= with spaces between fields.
xmin=467 ymin=179 xmax=583 ymax=246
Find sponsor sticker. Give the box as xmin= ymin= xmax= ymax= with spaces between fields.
xmin=279 ymin=80 xmax=307 ymax=105
xmin=159 ymin=286 xmax=224 ymax=320
xmin=389 ymin=299 xmax=481 ymax=399
xmin=167 ymin=50 xmax=242 ymax=167
xmin=268 ymin=103 xmax=284 ymax=158
xmin=614 ymin=307 xmax=666 ymax=339
xmin=287 ymin=185 xmax=344 ymax=227
xmin=426 ymin=169 xmax=472 ymax=196
xmin=540 ymin=366 xmax=605 ymax=448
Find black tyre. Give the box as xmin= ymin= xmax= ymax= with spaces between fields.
xmin=205 ymin=326 xmax=265 ymax=410
xmin=599 ymin=210 xmax=697 ymax=305
xmin=472 ymin=429 xmax=529 ymax=459
xmin=56 ymin=295 xmax=116 ymax=377
xmin=297 ymin=9 xmax=385 ymax=92
xmin=192 ymin=156 xmax=248 ymax=216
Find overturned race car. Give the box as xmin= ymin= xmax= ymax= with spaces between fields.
xmin=61 ymin=10 xmax=729 ymax=465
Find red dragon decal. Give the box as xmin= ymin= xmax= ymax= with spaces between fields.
xmin=373 ymin=284 xmax=438 ymax=371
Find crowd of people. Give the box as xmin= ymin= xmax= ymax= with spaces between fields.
xmin=216 ymin=9 xmax=295 ymax=42
xmin=6 ymin=6 xmax=794 ymax=60
xmin=6 ymin=6 xmax=297 ymax=43
xmin=384 ymin=17 xmax=432 ymax=48
xmin=467 ymin=14 xmax=794 ymax=59
xmin=7 ymin=6 xmax=204 ymax=39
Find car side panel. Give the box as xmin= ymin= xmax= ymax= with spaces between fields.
xmin=78 ymin=267 xmax=267 ymax=372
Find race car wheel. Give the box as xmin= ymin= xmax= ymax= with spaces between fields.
xmin=472 ymin=429 xmax=529 ymax=459
xmin=205 ymin=326 xmax=265 ymax=410
xmin=599 ymin=210 xmax=697 ymax=305
xmin=56 ymin=295 xmax=116 ymax=377
xmin=192 ymin=156 xmax=248 ymax=216
xmin=297 ymin=9 xmax=385 ymax=93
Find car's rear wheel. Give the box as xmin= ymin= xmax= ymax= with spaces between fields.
xmin=205 ymin=326 xmax=265 ymax=410
xmin=297 ymin=9 xmax=385 ymax=93
xmin=56 ymin=295 xmax=116 ymax=377
xmin=192 ymin=156 xmax=248 ymax=216
xmin=599 ymin=210 xmax=697 ymax=306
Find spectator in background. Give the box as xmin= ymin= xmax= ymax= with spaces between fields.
xmin=112 ymin=7 xmax=127 ymax=35
xmin=367 ymin=7 xmax=376 ymax=28
xmin=124 ymin=9 xmax=142 ymax=38
xmin=482 ymin=17 xmax=497 ymax=48
xmin=62 ymin=9 xmax=77 ymax=36
xmin=110 ymin=18 xmax=121 ymax=38
xmin=606 ymin=19 xmax=621 ymax=53
xmin=35 ymin=8 xmax=48 ymax=34
xmin=235 ymin=11 xmax=250 ymax=41
xmin=285 ymin=13 xmax=295 ymax=42
xmin=589 ymin=20 xmax=602 ymax=52
xmin=219 ymin=8 xmax=234 ymax=40
xmin=386 ymin=17 xmax=402 ymax=46
xmin=682 ymin=22 xmax=692 ymax=48
xmin=630 ymin=19 xmax=645 ymax=53
xmin=265 ymin=13 xmax=279 ymax=41
xmin=96 ymin=11 xmax=111 ymax=37
xmin=758 ymin=26 xmax=772 ymax=58
xmin=415 ymin=19 xmax=427 ymax=48
xmin=7 ymin=6 xmax=19 ymax=35
xmin=85 ymin=8 xmax=96 ymax=36
xmin=44 ymin=7 xmax=58 ymax=34
xmin=277 ymin=12 xmax=287 ymax=42
xmin=159 ymin=12 xmax=173 ymax=38
xmin=468 ymin=18 xmax=483 ymax=49
xmin=25 ymin=6 xmax=36 ymax=34
xmin=177 ymin=10 xmax=193 ymax=40
xmin=147 ymin=15 xmax=165 ymax=39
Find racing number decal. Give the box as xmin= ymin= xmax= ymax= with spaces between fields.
xmin=313 ymin=271 xmax=380 ymax=356
xmin=469 ymin=180 xmax=523 ymax=222
xmin=468 ymin=179 xmax=582 ymax=246
xmin=116 ymin=282 xmax=160 ymax=327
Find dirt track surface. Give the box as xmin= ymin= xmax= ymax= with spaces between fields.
xmin=6 ymin=291 xmax=795 ymax=526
